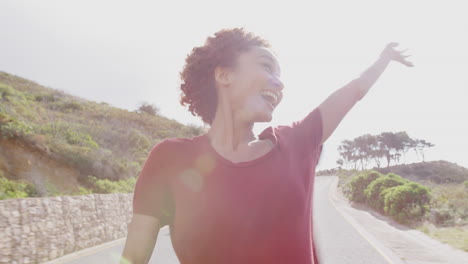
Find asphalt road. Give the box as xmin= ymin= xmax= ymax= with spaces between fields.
xmin=46 ymin=176 xmax=404 ymax=264
xmin=313 ymin=176 xmax=403 ymax=264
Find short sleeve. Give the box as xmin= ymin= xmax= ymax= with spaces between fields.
xmin=132 ymin=139 xmax=174 ymax=227
xmin=288 ymin=106 xmax=323 ymax=158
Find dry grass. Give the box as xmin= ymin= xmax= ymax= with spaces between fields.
xmin=417 ymin=221 xmax=468 ymax=252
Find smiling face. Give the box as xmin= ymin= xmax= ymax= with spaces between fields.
xmin=215 ymin=46 xmax=284 ymax=124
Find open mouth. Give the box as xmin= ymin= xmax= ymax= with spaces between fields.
xmin=261 ymin=95 xmax=275 ymax=108
xmin=261 ymin=94 xmax=274 ymax=103
xmin=260 ymin=91 xmax=278 ymax=108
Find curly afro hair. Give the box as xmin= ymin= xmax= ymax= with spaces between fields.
xmin=179 ymin=28 xmax=271 ymax=126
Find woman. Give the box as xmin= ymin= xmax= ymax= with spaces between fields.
xmin=121 ymin=28 xmax=413 ymax=264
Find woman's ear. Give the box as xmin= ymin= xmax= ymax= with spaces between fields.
xmin=214 ymin=66 xmax=233 ymax=88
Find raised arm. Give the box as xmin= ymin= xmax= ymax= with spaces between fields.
xmin=317 ymin=42 xmax=413 ymax=145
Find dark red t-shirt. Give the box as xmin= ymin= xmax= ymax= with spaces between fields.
xmin=133 ymin=106 xmax=323 ymax=264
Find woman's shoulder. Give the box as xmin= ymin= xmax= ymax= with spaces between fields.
xmin=147 ymin=135 xmax=205 ymax=171
xmin=161 ymin=134 xmax=204 ymax=146
xmin=151 ymin=134 xmax=204 ymax=155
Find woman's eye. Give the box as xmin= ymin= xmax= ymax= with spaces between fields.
xmin=262 ymin=63 xmax=273 ymax=73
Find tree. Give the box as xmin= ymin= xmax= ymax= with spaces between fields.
xmin=338 ymin=131 xmax=434 ymax=169
xmin=394 ymin=131 xmax=413 ymax=164
xmin=377 ymin=132 xmax=401 ymax=167
xmin=355 ymin=135 xmax=372 ymax=170
xmin=338 ymin=139 xmax=358 ymax=169
xmin=336 ymin=158 xmax=344 ymax=169
xmin=372 ymin=140 xmax=386 ymax=168
xmin=412 ymin=139 xmax=435 ymax=162
xmin=137 ymin=102 xmax=159 ymax=116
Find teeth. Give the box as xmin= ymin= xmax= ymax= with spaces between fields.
xmin=260 ymin=90 xmax=278 ymax=104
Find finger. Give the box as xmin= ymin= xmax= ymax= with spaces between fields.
xmin=387 ymin=42 xmax=399 ymax=48
xmin=402 ymin=54 xmax=412 ymax=59
xmin=402 ymin=60 xmax=414 ymax=67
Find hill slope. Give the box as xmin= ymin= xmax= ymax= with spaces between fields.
xmin=373 ymin=160 xmax=468 ymax=185
xmin=318 ymin=161 xmax=468 ymax=186
xmin=0 ymin=71 xmax=204 ymax=196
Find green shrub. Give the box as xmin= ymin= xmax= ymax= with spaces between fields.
xmin=0 ymin=117 xmax=33 ymax=139
xmin=50 ymin=101 xmax=84 ymax=113
xmin=0 ymin=177 xmax=29 ymax=199
xmin=39 ymin=121 xmax=98 ymax=149
xmin=34 ymin=92 xmax=58 ymax=102
xmin=382 ymin=182 xmax=431 ymax=224
xmin=23 ymin=92 xmax=37 ymax=102
xmin=0 ymin=83 xmax=18 ymax=100
xmin=128 ymin=129 xmax=151 ymax=150
xmin=429 ymin=183 xmax=468 ymax=225
xmin=24 ymin=181 xmax=39 ymax=197
xmin=348 ymin=170 xmax=383 ymax=203
xmin=0 ymin=112 xmax=11 ymax=124
xmin=45 ymin=180 xmax=65 ymax=196
xmin=430 ymin=207 xmax=455 ymax=226
xmin=336 ymin=169 xmax=360 ymax=197
xmin=87 ymin=175 xmax=136 ymax=194
xmin=364 ymin=173 xmax=409 ymax=213
xmin=50 ymin=142 xmax=96 ymax=175
xmin=72 ymin=186 xmax=93 ymax=195
xmin=0 ymin=84 xmax=38 ymax=120
xmin=64 ymin=129 xmax=99 ymax=149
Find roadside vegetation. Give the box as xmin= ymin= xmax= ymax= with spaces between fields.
xmin=0 ymin=71 xmax=205 ymax=198
xmin=318 ymin=166 xmax=468 ymax=252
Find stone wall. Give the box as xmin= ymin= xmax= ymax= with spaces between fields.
xmin=0 ymin=193 xmax=133 ymax=264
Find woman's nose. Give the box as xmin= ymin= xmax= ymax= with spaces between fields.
xmin=269 ymin=76 xmax=284 ymax=90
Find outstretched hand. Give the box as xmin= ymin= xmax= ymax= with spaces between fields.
xmin=380 ymin=42 xmax=414 ymax=67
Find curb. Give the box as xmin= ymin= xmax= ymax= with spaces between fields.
xmin=42 ymin=237 xmax=126 ymax=264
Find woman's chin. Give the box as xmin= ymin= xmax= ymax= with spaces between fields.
xmin=245 ymin=107 xmax=274 ymax=123
xmin=255 ymin=112 xmax=273 ymax=123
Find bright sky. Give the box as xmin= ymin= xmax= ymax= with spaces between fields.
xmin=1 ymin=0 xmax=467 ymax=171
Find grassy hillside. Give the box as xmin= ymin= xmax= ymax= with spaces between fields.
xmin=373 ymin=160 xmax=468 ymax=185
xmin=0 ymin=71 xmax=205 ymax=197
xmin=318 ymin=160 xmax=468 ymax=185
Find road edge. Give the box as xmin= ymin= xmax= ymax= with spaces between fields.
xmin=327 ymin=176 xmax=407 ymax=264
xmin=42 ymin=237 xmax=126 ymax=264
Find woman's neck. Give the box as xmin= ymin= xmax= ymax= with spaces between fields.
xmin=207 ymin=104 xmax=257 ymax=152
